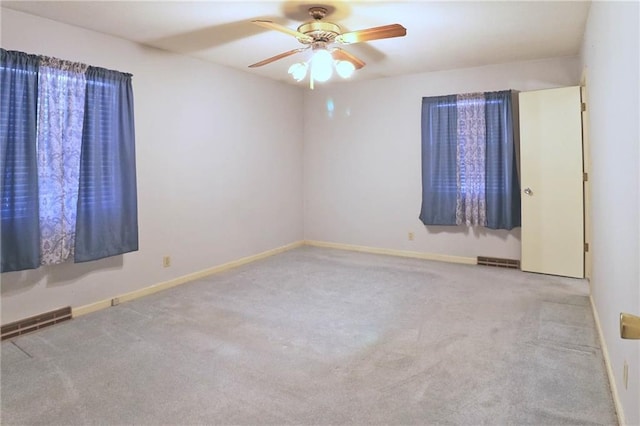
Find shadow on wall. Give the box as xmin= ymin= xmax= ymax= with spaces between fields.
xmin=425 ymin=225 xmax=521 ymax=242
xmin=0 ymin=256 xmax=124 ymax=297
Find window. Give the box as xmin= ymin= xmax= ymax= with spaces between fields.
xmin=0 ymin=64 xmax=38 ymax=221
xmin=78 ymin=79 xmax=118 ymax=208
xmin=419 ymin=90 xmax=521 ymax=230
xmin=0 ymin=49 xmax=138 ymax=273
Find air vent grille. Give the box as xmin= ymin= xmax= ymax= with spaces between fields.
xmin=477 ymin=256 xmax=520 ymax=269
xmin=1 ymin=307 xmax=72 ymax=341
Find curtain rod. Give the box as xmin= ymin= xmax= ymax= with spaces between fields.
xmin=1 ymin=48 xmax=132 ymax=78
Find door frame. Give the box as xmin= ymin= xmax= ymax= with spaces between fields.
xmin=581 ymin=69 xmax=593 ymax=283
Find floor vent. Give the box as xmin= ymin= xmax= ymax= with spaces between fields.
xmin=1 ymin=307 xmax=72 ymax=341
xmin=477 ymin=256 xmax=520 ymax=269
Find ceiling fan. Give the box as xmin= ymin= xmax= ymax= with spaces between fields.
xmin=248 ymin=6 xmax=406 ymax=87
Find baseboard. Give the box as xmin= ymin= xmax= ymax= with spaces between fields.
xmin=590 ymin=294 xmax=625 ymax=426
xmin=304 ymin=240 xmax=477 ymax=265
xmin=73 ymin=241 xmax=305 ymax=318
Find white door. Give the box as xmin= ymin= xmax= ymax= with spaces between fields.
xmin=519 ymin=86 xmax=584 ymax=278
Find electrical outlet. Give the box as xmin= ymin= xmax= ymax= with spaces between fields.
xmin=623 ymin=360 xmax=629 ymax=389
xmin=111 ymin=297 xmax=120 ymax=307
xmin=163 ymin=256 xmax=171 ymax=268
xmin=408 ymin=232 xmax=414 ymax=241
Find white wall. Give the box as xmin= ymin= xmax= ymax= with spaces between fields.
xmin=303 ymin=57 xmax=581 ymax=260
xmin=0 ymin=8 xmax=304 ymax=324
xmin=581 ymin=2 xmax=640 ymax=424
xmin=2 ymin=5 xmax=636 ymax=419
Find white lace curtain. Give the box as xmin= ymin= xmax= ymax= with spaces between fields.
xmin=456 ymin=93 xmax=486 ymax=226
xmin=37 ymin=57 xmax=88 ymax=265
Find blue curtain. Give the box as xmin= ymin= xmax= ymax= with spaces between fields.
xmin=419 ymin=90 xmax=520 ymax=230
xmin=0 ymin=50 xmax=40 ymax=272
xmin=485 ymin=91 xmax=520 ymax=230
xmin=419 ymin=95 xmax=458 ymax=225
xmin=74 ymin=67 xmax=138 ymax=262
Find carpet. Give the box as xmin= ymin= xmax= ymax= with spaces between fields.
xmin=0 ymin=246 xmax=617 ymax=425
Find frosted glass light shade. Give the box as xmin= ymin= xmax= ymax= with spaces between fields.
xmin=311 ymin=49 xmax=333 ymax=82
xmin=288 ymin=62 xmax=308 ymax=82
xmin=336 ymin=60 xmax=355 ymax=78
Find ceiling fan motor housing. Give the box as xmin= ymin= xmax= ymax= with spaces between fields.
xmin=248 ymin=4 xmax=405 ymax=73
xmin=297 ymin=21 xmax=341 ymax=43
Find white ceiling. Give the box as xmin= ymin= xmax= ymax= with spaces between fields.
xmin=2 ymin=1 xmax=591 ymax=86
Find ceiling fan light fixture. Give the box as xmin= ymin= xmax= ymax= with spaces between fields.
xmin=249 ymin=7 xmax=406 ymax=87
xmin=288 ymin=62 xmax=308 ymax=82
xmin=311 ymin=49 xmax=333 ymax=82
xmin=335 ymin=60 xmax=355 ymax=78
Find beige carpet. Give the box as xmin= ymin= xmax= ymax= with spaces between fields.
xmin=1 ymin=246 xmax=617 ymax=425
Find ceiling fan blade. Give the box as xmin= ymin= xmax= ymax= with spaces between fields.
xmin=251 ymin=20 xmax=313 ymax=43
xmin=248 ymin=48 xmax=306 ymax=68
xmin=335 ymin=24 xmax=407 ymax=44
xmin=332 ymin=48 xmax=366 ymax=70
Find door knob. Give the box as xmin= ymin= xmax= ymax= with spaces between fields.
xmin=524 ymin=188 xmax=533 ymax=195
xmin=620 ymin=312 xmax=640 ymax=339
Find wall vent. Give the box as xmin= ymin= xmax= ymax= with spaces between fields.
xmin=1 ymin=307 xmax=72 ymax=341
xmin=477 ymin=256 xmax=520 ymax=269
